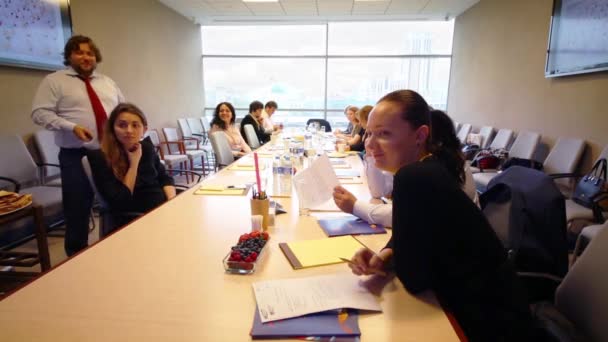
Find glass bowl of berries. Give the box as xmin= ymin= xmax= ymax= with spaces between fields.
xmin=223 ymin=231 xmax=270 ymax=274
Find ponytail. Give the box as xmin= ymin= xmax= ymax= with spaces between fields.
xmin=428 ymin=109 xmax=465 ymax=186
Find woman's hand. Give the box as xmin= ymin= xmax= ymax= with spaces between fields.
xmin=333 ymin=185 xmax=357 ymax=213
xmin=163 ymin=185 xmax=176 ymax=200
xmin=349 ymin=248 xmax=392 ymax=276
xmin=126 ymin=143 xmax=142 ymax=166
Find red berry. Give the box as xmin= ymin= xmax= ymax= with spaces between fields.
xmin=261 ymin=232 xmax=269 ymax=240
xmin=244 ymin=256 xmax=253 ymax=262
xmin=251 ymin=231 xmax=261 ymax=238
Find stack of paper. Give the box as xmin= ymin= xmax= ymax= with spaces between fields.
xmin=252 ymin=273 xmax=382 ymax=323
xmin=292 ymin=154 xmax=339 ymax=210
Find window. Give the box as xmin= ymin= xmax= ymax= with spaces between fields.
xmin=202 ymin=22 xmax=453 ymax=128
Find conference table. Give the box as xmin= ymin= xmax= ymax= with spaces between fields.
xmin=0 ymin=140 xmax=461 ymax=341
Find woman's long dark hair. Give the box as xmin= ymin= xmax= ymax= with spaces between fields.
xmin=210 ymin=102 xmax=236 ymax=130
xmin=101 ymin=103 xmax=148 ymax=180
xmin=377 ymin=90 xmax=465 ymax=185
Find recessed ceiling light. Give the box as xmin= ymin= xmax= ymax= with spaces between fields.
xmin=242 ymin=0 xmax=278 ymax=2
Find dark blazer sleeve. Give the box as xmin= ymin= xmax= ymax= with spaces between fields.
xmin=256 ymin=122 xmax=271 ymax=144
xmin=389 ymin=165 xmax=435 ymax=294
xmin=86 ymin=149 xmax=134 ymax=210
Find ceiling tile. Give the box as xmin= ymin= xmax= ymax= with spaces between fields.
xmin=385 ymin=0 xmax=428 ymax=14
xmin=317 ymin=0 xmax=353 ymax=15
xmin=352 ymin=1 xmax=390 ymax=15
xmin=158 ymin=0 xmax=478 ymax=20
xmin=281 ymin=1 xmax=317 ymax=15
xmin=421 ymin=0 xmax=479 ymax=17
xmin=208 ymin=1 xmax=253 ymax=14
xmin=246 ymin=2 xmax=286 ymax=15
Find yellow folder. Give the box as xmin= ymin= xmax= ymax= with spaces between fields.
xmin=279 ymin=235 xmax=364 ymax=269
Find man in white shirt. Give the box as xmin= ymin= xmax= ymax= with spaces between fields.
xmin=261 ymin=101 xmax=280 ymax=133
xmin=32 ymin=35 xmax=124 ymax=256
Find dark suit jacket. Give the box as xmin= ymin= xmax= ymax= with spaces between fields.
xmin=387 ymin=158 xmax=535 ymax=341
xmin=240 ymin=114 xmax=270 ymax=146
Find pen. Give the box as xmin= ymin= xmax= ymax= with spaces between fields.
xmin=339 ymin=257 xmax=387 ymax=276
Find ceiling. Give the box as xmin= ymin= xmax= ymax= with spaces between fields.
xmin=158 ymin=0 xmax=480 ymax=24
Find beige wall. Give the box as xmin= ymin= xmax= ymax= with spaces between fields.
xmin=448 ymin=0 xmax=608 ymax=166
xmin=0 ymin=0 xmax=202 ymax=143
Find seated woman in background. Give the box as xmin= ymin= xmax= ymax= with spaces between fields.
xmin=240 ymin=100 xmax=271 ymax=146
xmin=334 ymin=105 xmax=360 ymax=139
xmin=343 ymin=105 xmax=372 ymax=152
xmin=87 ymin=103 xmax=176 ymax=232
xmin=209 ymin=102 xmax=252 ymax=158
xmin=334 ymin=109 xmax=478 ymax=227
xmin=346 ymin=90 xmax=536 ymax=341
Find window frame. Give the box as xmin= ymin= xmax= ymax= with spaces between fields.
xmin=201 ymin=22 xmax=453 ymax=125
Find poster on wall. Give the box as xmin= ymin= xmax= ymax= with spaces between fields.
xmin=0 ymin=0 xmax=73 ymax=71
xmin=545 ymin=0 xmax=608 ymax=77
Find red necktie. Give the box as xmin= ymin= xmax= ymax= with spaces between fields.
xmin=80 ymin=76 xmax=108 ymax=142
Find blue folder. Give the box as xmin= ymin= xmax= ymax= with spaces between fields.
xmin=317 ymin=217 xmax=387 ymax=237
xmin=251 ymin=306 xmax=360 ymax=339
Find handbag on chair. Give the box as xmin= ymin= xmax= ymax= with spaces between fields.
xmin=572 ymin=158 xmax=607 ymax=209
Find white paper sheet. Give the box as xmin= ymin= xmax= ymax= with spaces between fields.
xmin=292 ymin=154 xmax=340 ymax=209
xmin=252 ymin=273 xmax=382 ymax=323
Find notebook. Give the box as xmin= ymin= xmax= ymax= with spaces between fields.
xmin=227 ymin=163 xmax=267 ymax=171
xmin=327 ymin=152 xmax=348 ymax=158
xmin=251 ymin=306 xmax=361 ymax=340
xmin=339 ymin=177 xmax=363 ymax=184
xmin=194 ymin=184 xmax=251 ymax=196
xmin=279 ymin=235 xmax=364 ymax=269
xmin=317 ymin=217 xmax=386 ymax=237
xmin=335 ymin=169 xmax=360 ymax=178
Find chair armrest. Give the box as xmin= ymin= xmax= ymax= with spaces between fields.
xmin=159 ymin=141 xmax=187 ymax=154
xmin=549 ymin=172 xmax=582 ymax=180
xmin=169 ymin=169 xmax=203 ymax=183
xmin=591 ymin=191 xmax=608 ymax=223
xmin=192 ymin=133 xmax=205 ymax=137
xmin=0 ymin=176 xmax=21 ymax=192
xmin=36 ymin=163 xmax=61 ymax=169
xmin=182 ymin=136 xmax=200 ymax=143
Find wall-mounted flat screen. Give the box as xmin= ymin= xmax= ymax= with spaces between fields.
xmin=545 ymin=0 xmax=608 ymax=77
xmin=0 ymin=0 xmax=73 ymax=71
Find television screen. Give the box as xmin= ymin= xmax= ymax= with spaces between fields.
xmin=545 ymin=0 xmax=608 ymax=77
xmin=0 ymin=0 xmax=73 ymax=71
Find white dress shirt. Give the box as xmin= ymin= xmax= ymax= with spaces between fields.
xmin=352 ymin=158 xmax=479 ymax=228
xmin=261 ymin=109 xmax=274 ymax=133
xmin=31 ymin=67 xmax=124 ymax=149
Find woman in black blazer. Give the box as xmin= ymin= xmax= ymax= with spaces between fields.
xmin=87 ymin=103 xmax=176 ymax=232
xmin=348 ymin=90 xmax=536 ymax=341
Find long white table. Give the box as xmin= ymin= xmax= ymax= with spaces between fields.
xmin=0 ymin=149 xmax=461 ymax=341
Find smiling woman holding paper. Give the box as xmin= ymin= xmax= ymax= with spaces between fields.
xmin=347 ymin=90 xmax=537 ymax=341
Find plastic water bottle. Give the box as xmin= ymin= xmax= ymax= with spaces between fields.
xmin=272 ymin=156 xmax=281 ymax=195
xmin=279 ymin=154 xmax=293 ymax=195
xmin=304 ymin=131 xmax=312 ymax=149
